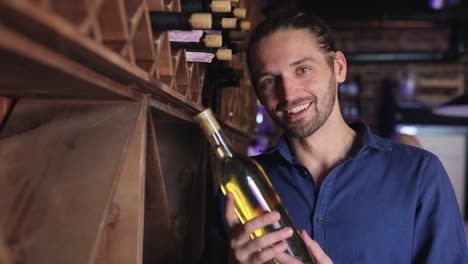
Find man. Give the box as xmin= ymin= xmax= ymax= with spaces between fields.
xmin=202 ymin=8 xmax=468 ymax=264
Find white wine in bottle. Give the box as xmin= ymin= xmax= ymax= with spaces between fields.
xmin=195 ymin=108 xmax=314 ymax=264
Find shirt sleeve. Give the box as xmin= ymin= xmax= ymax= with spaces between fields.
xmin=199 ymin=189 xmax=229 ymax=264
xmin=412 ymin=154 xmax=468 ymax=263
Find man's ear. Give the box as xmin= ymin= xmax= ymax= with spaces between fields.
xmin=334 ymin=51 xmax=347 ymax=83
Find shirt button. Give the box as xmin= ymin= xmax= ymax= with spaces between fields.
xmin=316 ymin=217 xmax=324 ymax=224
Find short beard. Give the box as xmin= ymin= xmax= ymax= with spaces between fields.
xmin=275 ymin=77 xmax=337 ymax=138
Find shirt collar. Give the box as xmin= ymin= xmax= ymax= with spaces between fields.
xmin=260 ymin=123 xmax=392 ymax=162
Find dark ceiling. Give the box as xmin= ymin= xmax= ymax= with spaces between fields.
xmin=262 ymin=0 xmax=468 ymax=22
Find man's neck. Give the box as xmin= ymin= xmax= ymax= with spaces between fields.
xmin=288 ymin=114 xmax=356 ymax=187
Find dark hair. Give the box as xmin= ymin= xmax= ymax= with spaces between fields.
xmin=247 ymin=9 xmax=337 ymax=90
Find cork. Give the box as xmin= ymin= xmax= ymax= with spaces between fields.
xmin=216 ymin=48 xmax=232 ymax=61
xmin=190 ymin=13 xmax=212 ymax=29
xmin=204 ymin=34 xmax=223 ymax=48
xmin=211 ymin=1 xmax=232 ymax=12
xmin=240 ymin=21 xmax=251 ymax=31
xmin=221 ymin=18 xmax=237 ymax=29
xmin=233 ymin=8 xmax=247 ymax=19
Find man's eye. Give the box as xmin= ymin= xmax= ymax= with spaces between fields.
xmin=261 ymin=78 xmax=275 ymax=87
xmin=297 ymin=67 xmax=311 ymax=74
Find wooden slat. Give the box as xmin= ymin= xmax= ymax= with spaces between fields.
xmin=149 ymin=99 xmax=197 ymax=123
xmin=94 ymin=97 xmax=147 ymax=264
xmin=49 ymin=0 xmax=89 ymax=26
xmin=98 ymin=0 xmax=129 ymax=53
xmin=172 ymin=0 xmax=181 ymax=12
xmin=149 ymin=119 xmax=206 ymax=262
xmin=77 ymin=0 xmax=103 ymax=42
xmin=147 ymin=0 xmax=171 ymax=11
xmin=124 ymin=0 xmax=143 ymax=25
xmin=0 ymin=97 xmax=13 ymax=123
xmin=131 ymin=3 xmax=156 ymax=72
xmin=188 ymin=63 xmax=201 ymax=103
xmin=154 ymin=32 xmax=174 ymax=77
xmin=0 ymin=99 xmax=142 ymax=264
xmin=174 ymin=50 xmax=189 ymax=96
xmin=143 ymin=111 xmax=177 ymax=263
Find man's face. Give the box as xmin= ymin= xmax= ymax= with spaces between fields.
xmin=250 ymin=28 xmax=346 ymax=138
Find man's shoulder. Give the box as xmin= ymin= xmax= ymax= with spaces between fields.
xmin=371 ymin=135 xmax=439 ymax=167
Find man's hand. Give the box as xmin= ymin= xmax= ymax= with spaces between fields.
xmin=275 ymin=231 xmax=333 ymax=264
xmin=225 ymin=192 xmax=294 ymax=263
xmin=224 ymin=192 xmax=333 ymax=264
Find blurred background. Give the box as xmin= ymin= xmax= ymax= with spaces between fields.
xmin=249 ymin=0 xmax=468 ymax=219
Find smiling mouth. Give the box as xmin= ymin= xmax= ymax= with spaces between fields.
xmin=285 ymin=102 xmax=311 ymax=115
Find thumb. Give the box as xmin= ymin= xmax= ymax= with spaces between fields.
xmin=224 ymin=192 xmax=240 ymax=228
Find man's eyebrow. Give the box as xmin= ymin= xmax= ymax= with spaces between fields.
xmin=257 ymin=71 xmax=275 ymax=79
xmin=290 ymin=57 xmax=315 ymax=66
xmin=256 ymin=57 xmax=316 ymax=80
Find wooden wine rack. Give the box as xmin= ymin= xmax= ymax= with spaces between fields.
xmin=0 ymin=0 xmax=207 ymax=117
xmin=0 ymin=0 xmax=261 ymax=263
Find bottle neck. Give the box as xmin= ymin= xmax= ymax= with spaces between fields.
xmin=195 ymin=108 xmax=234 ymax=161
xmin=207 ymin=130 xmax=233 ymax=161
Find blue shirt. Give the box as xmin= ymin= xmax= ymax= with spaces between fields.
xmin=201 ymin=123 xmax=468 ymax=263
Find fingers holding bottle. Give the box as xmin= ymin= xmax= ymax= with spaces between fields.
xmin=225 ymin=192 xmax=295 ymax=263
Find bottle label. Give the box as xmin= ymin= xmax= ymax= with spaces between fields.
xmin=191 ymin=13 xmax=212 ymax=29
xmin=221 ymin=18 xmax=237 ymax=29
xmin=186 ymin=51 xmax=215 ymax=63
xmin=211 ymin=1 xmax=231 ymax=12
xmin=168 ymin=30 xmax=204 ymax=42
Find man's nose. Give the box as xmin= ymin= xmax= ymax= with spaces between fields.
xmin=277 ymin=76 xmax=298 ymax=101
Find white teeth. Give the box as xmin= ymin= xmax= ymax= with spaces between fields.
xmin=287 ymin=103 xmax=310 ymax=114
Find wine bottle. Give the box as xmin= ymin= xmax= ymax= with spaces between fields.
xmin=194 ymin=108 xmax=315 ymax=264
xmin=181 ymin=0 xmax=247 ymax=18
xmin=150 ymin=11 xmax=250 ymax=31
xmin=205 ymin=30 xmax=249 ymax=45
xmin=185 ymin=48 xmax=232 ymax=62
xmin=169 ymin=30 xmax=248 ymax=51
xmin=212 ymin=17 xmax=250 ymax=31
xmin=169 ymin=31 xmax=223 ymax=48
